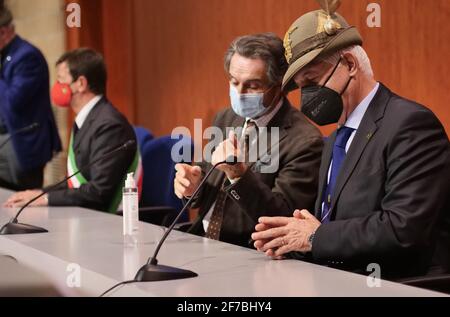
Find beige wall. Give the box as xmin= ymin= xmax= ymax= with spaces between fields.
xmin=7 ymin=0 xmax=67 ymax=185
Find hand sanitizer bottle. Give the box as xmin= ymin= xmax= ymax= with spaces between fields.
xmin=123 ymin=172 xmax=139 ymax=245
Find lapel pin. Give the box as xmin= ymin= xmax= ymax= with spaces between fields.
xmin=6 ymin=56 xmax=11 ymax=62
xmin=366 ymin=133 xmax=373 ymax=140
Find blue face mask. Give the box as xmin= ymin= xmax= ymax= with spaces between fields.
xmin=229 ymin=84 xmax=271 ymax=119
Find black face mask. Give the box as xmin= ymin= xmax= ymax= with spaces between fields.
xmin=301 ymin=58 xmax=352 ymax=126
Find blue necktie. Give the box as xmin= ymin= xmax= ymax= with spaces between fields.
xmin=321 ymin=126 xmax=355 ymax=223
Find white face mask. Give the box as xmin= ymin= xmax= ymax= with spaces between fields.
xmin=229 ymin=84 xmax=270 ymax=119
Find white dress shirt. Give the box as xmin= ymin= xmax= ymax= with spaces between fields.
xmin=74 ymin=95 xmax=102 ymax=129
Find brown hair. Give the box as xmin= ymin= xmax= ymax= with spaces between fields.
xmin=56 ymin=48 xmax=107 ymax=95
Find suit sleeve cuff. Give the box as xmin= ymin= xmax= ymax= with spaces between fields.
xmin=311 ymin=223 xmax=346 ymax=267
xmin=47 ymin=191 xmax=64 ymax=207
xmin=223 ymin=168 xmax=256 ymax=205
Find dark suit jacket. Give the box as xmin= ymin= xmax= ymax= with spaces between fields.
xmin=189 ymin=99 xmax=324 ymax=248
xmin=0 ymin=36 xmax=61 ymax=170
xmin=310 ymin=83 xmax=450 ymax=279
xmin=47 ymin=98 xmax=137 ymax=212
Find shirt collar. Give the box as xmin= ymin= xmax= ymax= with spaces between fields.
xmin=344 ymin=82 xmax=380 ymax=130
xmin=246 ymin=97 xmax=284 ymax=128
xmin=75 ymin=95 xmax=102 ymax=129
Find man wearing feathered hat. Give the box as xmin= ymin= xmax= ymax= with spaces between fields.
xmin=252 ymin=1 xmax=450 ymax=279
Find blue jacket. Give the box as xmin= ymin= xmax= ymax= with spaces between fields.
xmin=0 ymin=36 xmax=61 ymax=171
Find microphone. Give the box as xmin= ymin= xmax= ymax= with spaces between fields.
xmin=134 ymin=156 xmax=239 ymax=282
xmin=0 ymin=123 xmax=40 ymax=150
xmin=0 ymin=140 xmax=136 ymax=235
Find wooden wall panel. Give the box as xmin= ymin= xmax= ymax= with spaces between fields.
xmin=101 ymin=0 xmax=136 ymax=121
xmin=132 ymin=0 xmax=316 ymax=136
xmin=131 ymin=0 xmax=450 ymax=138
xmin=65 ymin=0 xmax=134 ymax=120
xmin=65 ymin=0 xmax=103 ymax=52
xmin=69 ymin=0 xmax=450 ymax=138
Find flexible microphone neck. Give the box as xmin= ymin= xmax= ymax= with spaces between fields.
xmin=0 ymin=123 xmax=40 ymax=150
xmin=147 ymin=156 xmax=238 ymax=266
xmin=8 ymin=140 xmax=136 ymax=225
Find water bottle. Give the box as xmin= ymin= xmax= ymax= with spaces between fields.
xmin=123 ymin=172 xmax=139 ymax=245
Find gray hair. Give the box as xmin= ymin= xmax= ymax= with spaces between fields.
xmin=318 ymin=45 xmax=374 ymax=77
xmin=224 ymin=33 xmax=288 ymax=86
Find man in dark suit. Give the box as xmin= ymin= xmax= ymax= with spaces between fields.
xmin=0 ymin=4 xmax=61 ymax=190
xmin=4 ymin=48 xmax=138 ymax=212
xmin=252 ymin=10 xmax=450 ymax=279
xmin=174 ymin=33 xmax=323 ymax=248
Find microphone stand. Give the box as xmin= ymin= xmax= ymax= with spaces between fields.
xmin=134 ymin=156 xmax=238 ymax=282
xmin=0 ymin=123 xmax=40 ymax=150
xmin=0 ymin=140 xmax=136 ymax=235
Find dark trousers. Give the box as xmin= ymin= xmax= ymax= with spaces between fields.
xmin=0 ymin=134 xmax=44 ymax=191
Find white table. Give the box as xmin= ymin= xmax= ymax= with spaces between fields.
xmin=0 ymin=188 xmax=445 ymax=297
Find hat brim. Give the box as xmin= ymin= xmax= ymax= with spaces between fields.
xmin=282 ymin=26 xmax=363 ymax=92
